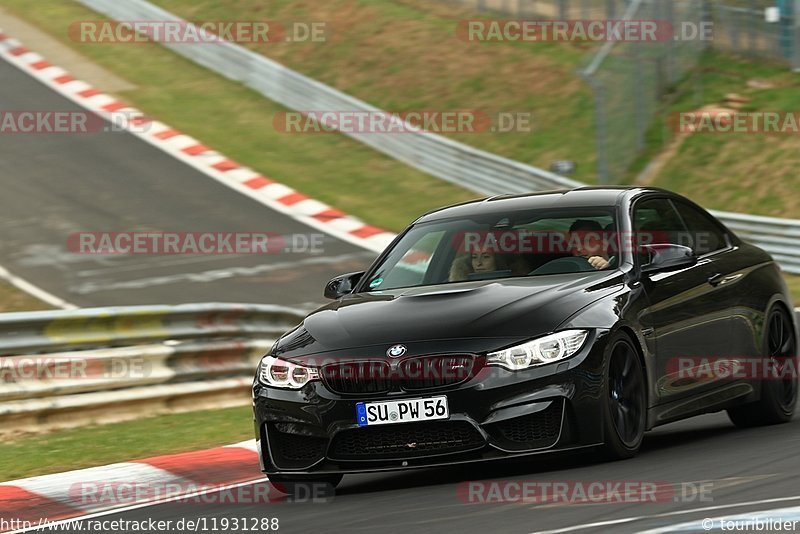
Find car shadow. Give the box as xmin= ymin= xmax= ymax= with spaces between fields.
xmin=335 ymin=417 xmax=769 ymax=496
xmin=640 ymin=422 xmax=739 ymax=453
xmin=336 ymin=449 xmax=603 ymax=496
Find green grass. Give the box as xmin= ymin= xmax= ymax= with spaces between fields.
xmin=785 ymin=274 xmax=800 ymax=306
xmin=634 ymin=52 xmax=800 ymax=218
xmin=7 ymin=1 xmax=799 ymax=223
xmin=149 ymin=0 xmax=599 ymax=180
xmin=2 ymin=0 xmax=479 ymax=232
xmin=0 ymin=407 xmax=253 ymax=481
xmin=0 ymin=280 xmax=51 ymax=313
xmin=2 ymin=1 xmax=799 ymax=476
xmin=116 ymin=0 xmax=800 ymax=218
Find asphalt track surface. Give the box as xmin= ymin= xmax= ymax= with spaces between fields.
xmin=42 ymin=412 xmax=800 ymax=534
xmin=0 ymin=58 xmax=375 ymax=310
xmin=4 ymin=42 xmax=800 ymax=534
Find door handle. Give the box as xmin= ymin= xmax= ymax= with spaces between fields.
xmin=709 ymin=273 xmax=742 ymax=287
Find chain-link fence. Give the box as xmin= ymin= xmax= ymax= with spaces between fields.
xmin=453 ymin=0 xmax=800 ymax=182
xmin=455 ymin=0 xmax=798 ymax=66
xmin=578 ymin=0 xmax=799 ymax=182
xmin=712 ymin=1 xmax=800 ymax=64
xmin=579 ymin=0 xmax=708 ymax=183
xmin=451 ymin=0 xmax=629 ymax=19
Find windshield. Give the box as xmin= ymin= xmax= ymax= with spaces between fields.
xmin=363 ymin=208 xmax=619 ymax=292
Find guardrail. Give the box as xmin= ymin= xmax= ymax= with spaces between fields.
xmin=712 ymin=210 xmax=800 ymax=275
xmin=76 ymin=0 xmax=581 ymax=197
xmin=73 ymin=0 xmax=800 ymax=274
xmin=0 ymin=304 xmax=304 ymax=435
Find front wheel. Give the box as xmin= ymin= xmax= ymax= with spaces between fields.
xmin=268 ymin=473 xmax=343 ymax=496
xmin=727 ymin=306 xmax=798 ymax=427
xmin=601 ymin=333 xmax=647 ymax=460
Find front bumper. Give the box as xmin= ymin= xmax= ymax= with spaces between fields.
xmin=252 ymin=331 xmax=611 ymax=475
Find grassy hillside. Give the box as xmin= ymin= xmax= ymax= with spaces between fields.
xmin=2 ymin=0 xmax=798 ymax=306
xmin=150 ymin=0 xmax=799 ymax=218
xmin=635 ymin=54 xmax=800 ymax=218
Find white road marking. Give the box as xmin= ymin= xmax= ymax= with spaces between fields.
xmin=529 ymin=495 xmax=800 ymax=534
xmin=75 ymin=254 xmax=256 ymax=276
xmin=69 ymin=252 xmax=372 ymax=294
xmin=639 ymin=505 xmax=800 ymax=533
xmin=0 ymin=263 xmax=76 ymax=309
xmin=5 ymin=478 xmax=268 ymax=534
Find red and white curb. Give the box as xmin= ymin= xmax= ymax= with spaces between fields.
xmin=0 ymin=29 xmax=397 ymax=255
xmin=0 ymin=440 xmax=267 ymax=531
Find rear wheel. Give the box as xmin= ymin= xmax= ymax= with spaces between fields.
xmin=268 ymin=473 xmax=343 ymax=496
xmin=727 ymin=307 xmax=798 ymax=427
xmin=601 ymin=333 xmax=647 ymax=460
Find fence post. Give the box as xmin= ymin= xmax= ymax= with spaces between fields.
xmin=701 ymin=0 xmax=713 ymax=53
xmin=606 ymin=0 xmax=616 ymax=19
xmin=582 ymin=73 xmax=611 ymax=184
xmin=663 ymin=0 xmax=675 ymax=84
xmin=795 ymin=0 xmax=800 ymax=70
xmin=746 ymin=0 xmax=756 ymax=57
xmin=633 ymin=41 xmax=648 ymax=150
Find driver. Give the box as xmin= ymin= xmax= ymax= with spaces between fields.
xmin=568 ymin=220 xmax=612 ymax=270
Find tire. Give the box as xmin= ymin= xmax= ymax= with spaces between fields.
xmin=727 ymin=306 xmax=798 ymax=428
xmin=268 ymin=473 xmax=343 ymax=496
xmin=601 ymin=333 xmax=647 ymax=460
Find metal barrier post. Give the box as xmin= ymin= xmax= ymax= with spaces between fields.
xmin=794 ymin=0 xmax=800 ymax=70
xmin=581 ymin=73 xmax=611 ymax=184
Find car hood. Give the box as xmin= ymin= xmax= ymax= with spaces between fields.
xmin=275 ymin=271 xmax=623 ymax=360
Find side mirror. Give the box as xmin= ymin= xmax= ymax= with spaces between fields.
xmin=324 ymin=271 xmax=365 ymax=299
xmin=640 ymin=244 xmax=697 ymax=274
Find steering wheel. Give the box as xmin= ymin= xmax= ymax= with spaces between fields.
xmin=530 ymin=256 xmax=594 ymax=275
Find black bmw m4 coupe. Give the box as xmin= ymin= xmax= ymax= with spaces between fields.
xmin=252 ymin=187 xmax=798 ymax=492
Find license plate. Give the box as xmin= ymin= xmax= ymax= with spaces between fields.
xmin=356 ymin=396 xmax=449 ymax=426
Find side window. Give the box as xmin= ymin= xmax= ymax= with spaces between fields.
xmin=632 ymin=198 xmax=687 ymax=265
xmin=633 ymin=198 xmax=686 ymax=241
xmin=672 ymin=202 xmax=729 ymax=255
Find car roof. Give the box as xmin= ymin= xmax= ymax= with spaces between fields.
xmin=415 ymin=186 xmax=668 ymax=223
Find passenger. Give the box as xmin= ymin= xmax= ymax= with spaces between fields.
xmin=449 ymin=247 xmax=529 ymax=281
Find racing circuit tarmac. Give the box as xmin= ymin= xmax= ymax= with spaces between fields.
xmin=0 ymin=58 xmax=375 ymax=311
xmin=3 ymin=37 xmax=800 ymax=534
xmin=30 ymin=411 xmax=800 ymax=534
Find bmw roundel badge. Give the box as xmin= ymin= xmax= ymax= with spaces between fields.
xmin=387 ymin=344 xmax=407 ymax=358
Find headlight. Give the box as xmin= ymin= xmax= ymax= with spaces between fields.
xmin=257 ymin=356 xmax=319 ymax=389
xmin=486 ymin=330 xmax=589 ymax=371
